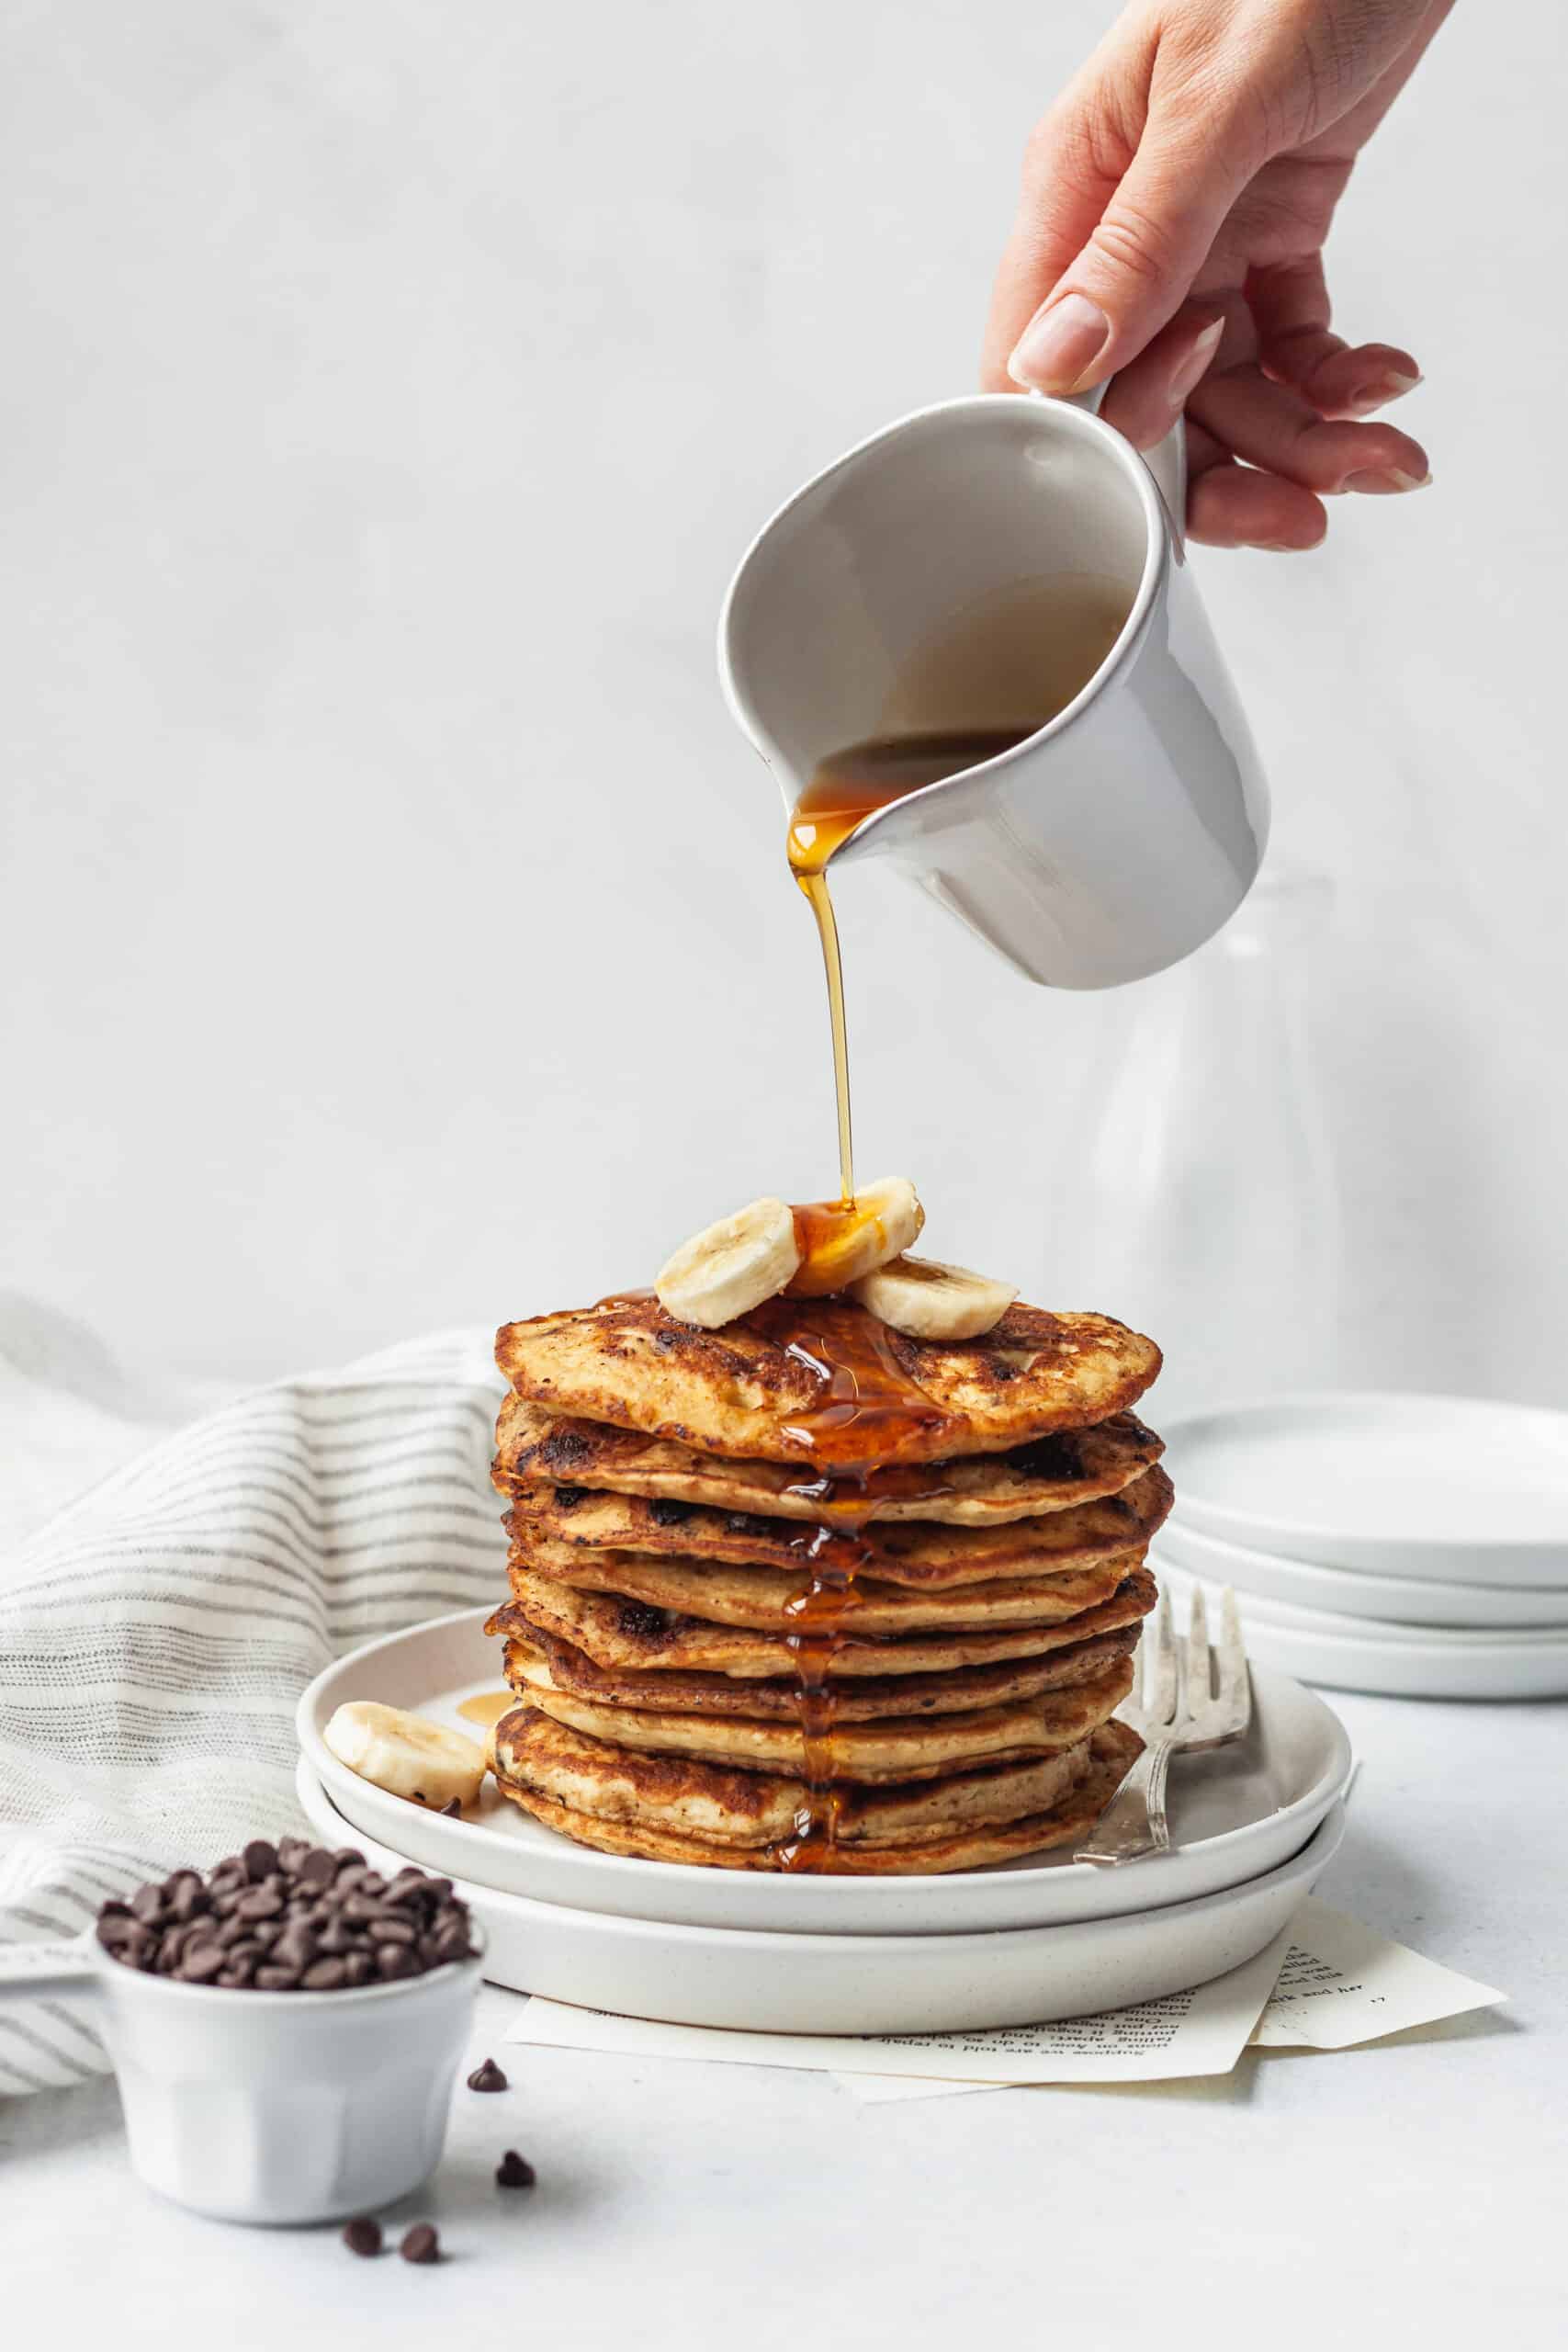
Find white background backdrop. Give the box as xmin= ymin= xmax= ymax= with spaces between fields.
xmin=2 ymin=1 xmax=1562 ymax=1402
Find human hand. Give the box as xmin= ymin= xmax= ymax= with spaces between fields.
xmin=982 ymin=0 xmax=1450 ymax=548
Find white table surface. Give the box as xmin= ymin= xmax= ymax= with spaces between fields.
xmin=6 ymin=1686 xmax=1565 ymax=2349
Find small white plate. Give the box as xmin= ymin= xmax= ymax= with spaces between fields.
xmin=297 ymin=1605 xmax=1351 ymax=1938
xmin=294 ymin=1758 xmax=1345 ymax=2033
xmin=1165 ymin=1394 xmax=1568 ymax=1585
xmin=1158 ymin=1562 xmax=1568 ymax=1701
xmin=1156 ymin=1515 xmax=1568 ymax=1630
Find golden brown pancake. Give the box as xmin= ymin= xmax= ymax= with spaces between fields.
xmin=510 ymin=1653 xmax=1134 ymax=1781
xmin=505 ymin=1544 xmax=1151 ymax=1638
xmin=492 ymin=1713 xmax=1142 ymax=1872
xmin=493 ymin=1396 xmax=1164 ymax=1525
xmin=506 ymin=1462 xmax=1173 ymax=1584
xmin=493 ymin=1561 xmax=1157 ymax=1666
xmin=497 ymin=1618 xmax=1145 ymax=1720
xmin=494 ymin=1297 xmax=1160 ymax=1465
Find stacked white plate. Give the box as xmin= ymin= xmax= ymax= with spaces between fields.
xmin=296 ymin=1605 xmax=1353 ymax=2036
xmin=1154 ymin=1393 xmax=1568 ymax=1700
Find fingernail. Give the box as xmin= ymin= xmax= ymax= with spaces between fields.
xmin=1343 ymin=468 xmax=1432 ymax=494
xmin=1165 ymin=320 xmax=1225 ymax=412
xmin=1345 ymin=369 xmax=1423 ymax=415
xmin=1007 ymin=292 xmax=1112 ymax=392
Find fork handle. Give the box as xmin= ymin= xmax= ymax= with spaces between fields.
xmin=1077 ymin=1736 xmax=1175 ymax=1865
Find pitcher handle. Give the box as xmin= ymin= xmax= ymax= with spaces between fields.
xmin=1052 ymin=387 xmax=1187 ymax=560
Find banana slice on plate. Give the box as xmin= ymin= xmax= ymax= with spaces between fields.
xmin=850 ymin=1253 xmax=1017 ymax=1341
xmin=786 ymin=1176 xmax=925 ymax=1296
xmin=656 ymin=1195 xmax=801 ymax=1329
xmin=323 ymin=1702 xmax=488 ymax=1810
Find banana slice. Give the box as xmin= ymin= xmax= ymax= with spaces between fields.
xmin=656 ymin=1195 xmax=802 ymax=1329
xmin=786 ymin=1176 xmax=925 ymax=1296
xmin=323 ymin=1702 xmax=488 ymax=1810
xmin=850 ymin=1252 xmax=1017 ymax=1341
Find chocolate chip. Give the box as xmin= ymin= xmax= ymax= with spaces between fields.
xmin=1009 ymin=1432 xmax=1083 ymax=1480
xmin=616 ymin=1600 xmax=669 ymax=1640
xmin=649 ymin=1498 xmax=694 ymax=1527
xmin=298 ymin=1847 xmax=338 ymax=1886
xmin=130 ymin=1883 xmax=164 ymax=1924
xmin=164 ymin=1872 xmax=208 ymax=1924
xmin=440 ymin=1798 xmax=463 ymax=1818
xmin=302 ymin=1957 xmax=348 ymax=1991
xmin=400 ymin=2223 xmax=440 ymax=2266
xmin=344 ymin=1951 xmax=374 ymax=1986
xmin=552 ymin=1484 xmax=587 ymax=1508
xmin=342 ymin=2217 xmax=382 ymax=2258
xmin=467 ymin=2057 xmax=508 ymax=2093
xmin=496 ymin=2150 xmax=536 ymax=2188
xmin=236 ymin=1885 xmax=284 ymax=1921
xmin=178 ymin=1941 xmax=224 ymax=1983
xmin=376 ymin=1943 xmax=419 ymax=1981
xmin=243 ymin=1839 xmax=278 ymax=1883
xmin=255 ymin=1965 xmax=301 ymax=1990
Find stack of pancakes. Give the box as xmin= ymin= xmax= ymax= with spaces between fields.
xmin=485 ymin=1296 xmax=1168 ymax=1874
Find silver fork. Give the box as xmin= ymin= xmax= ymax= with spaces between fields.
xmin=1077 ymin=1585 xmax=1252 ymax=1865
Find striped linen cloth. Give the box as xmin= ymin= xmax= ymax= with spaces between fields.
xmin=0 ymin=1328 xmax=506 ymax=2096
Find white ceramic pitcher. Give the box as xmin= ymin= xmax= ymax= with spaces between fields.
xmin=719 ymin=397 xmax=1269 ymax=989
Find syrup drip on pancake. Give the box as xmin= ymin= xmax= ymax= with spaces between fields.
xmin=745 ymin=1296 xmax=957 ymax=1869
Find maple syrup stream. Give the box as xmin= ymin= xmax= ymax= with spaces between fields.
xmin=773 ymin=729 xmax=1038 ymax=1866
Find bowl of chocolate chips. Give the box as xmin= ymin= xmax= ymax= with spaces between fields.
xmin=5 ymin=1835 xmax=483 ymax=2224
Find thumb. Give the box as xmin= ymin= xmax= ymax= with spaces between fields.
xmin=1005 ymin=126 xmax=1255 ymax=396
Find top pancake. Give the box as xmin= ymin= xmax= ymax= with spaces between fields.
xmin=493 ymin=1398 xmax=1164 ymax=1525
xmin=494 ymin=1296 xmax=1160 ymax=1467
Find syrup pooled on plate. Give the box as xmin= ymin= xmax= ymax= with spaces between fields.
xmin=456 ymin=1690 xmax=516 ymax=1732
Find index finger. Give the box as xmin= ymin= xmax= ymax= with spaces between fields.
xmin=980 ymin=86 xmax=1126 ymax=390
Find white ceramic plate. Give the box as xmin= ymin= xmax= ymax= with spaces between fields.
xmin=1158 ymin=1562 xmax=1568 ymax=1701
xmin=295 ymin=1758 xmax=1345 ymax=2033
xmin=1164 ymin=1394 xmax=1568 ymax=1585
xmin=1156 ymin=1515 xmax=1568 ymax=1630
xmin=296 ymin=1605 xmax=1351 ymax=1937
